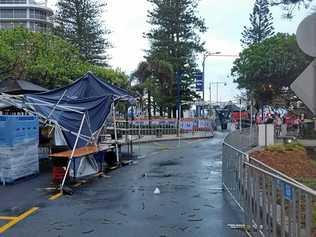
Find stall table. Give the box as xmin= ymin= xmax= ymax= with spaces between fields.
xmin=50 ymin=144 xmax=114 ymax=182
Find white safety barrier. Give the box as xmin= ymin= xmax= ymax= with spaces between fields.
xmin=223 ymin=142 xmax=316 ymax=237
xmin=113 ymin=118 xmax=214 ymax=138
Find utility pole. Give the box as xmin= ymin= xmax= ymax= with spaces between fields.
xmin=176 ymin=71 xmax=180 ymax=136
xmin=202 ymin=51 xmax=221 ymax=101
xmin=209 ymin=81 xmax=227 ymax=106
xmin=209 ymin=83 xmax=212 ymax=106
xmin=239 ymin=99 xmax=242 ymax=133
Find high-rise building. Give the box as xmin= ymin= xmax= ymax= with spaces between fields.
xmin=0 ymin=0 xmax=53 ymax=32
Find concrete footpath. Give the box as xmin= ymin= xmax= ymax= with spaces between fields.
xmin=0 ymin=133 xmax=244 ymax=237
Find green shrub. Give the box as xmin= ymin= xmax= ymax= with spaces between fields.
xmin=266 ymin=143 xmax=305 ymax=153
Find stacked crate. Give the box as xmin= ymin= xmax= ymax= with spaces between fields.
xmin=0 ymin=116 xmax=39 ymax=184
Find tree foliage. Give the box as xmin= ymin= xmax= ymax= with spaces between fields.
xmin=231 ymin=33 xmax=312 ymax=106
xmin=144 ymin=0 xmax=206 ymax=116
xmin=0 ymin=28 xmax=127 ymax=89
xmin=241 ymin=0 xmax=274 ymax=47
xmin=132 ymin=60 xmax=174 ymax=117
xmin=55 ymin=0 xmax=110 ymax=65
xmin=271 ymin=0 xmax=312 ymax=17
xmin=271 ymin=0 xmax=312 ymax=6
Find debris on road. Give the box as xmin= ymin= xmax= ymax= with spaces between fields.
xmin=62 ymin=186 xmax=73 ymax=195
xmin=154 ymin=187 xmax=160 ymax=194
xmin=203 ymin=204 xmax=215 ymax=208
xmin=82 ymin=229 xmax=95 ymax=234
xmin=117 ymin=211 xmax=127 ymax=217
xmin=121 ymin=160 xmax=133 ymax=166
xmin=179 ymin=226 xmax=189 ymax=232
xmin=187 ymin=218 xmax=203 ymax=222
xmin=102 ymin=218 xmax=112 ymax=224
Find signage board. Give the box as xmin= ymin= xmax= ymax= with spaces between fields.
xmin=195 ymin=72 xmax=204 ymax=91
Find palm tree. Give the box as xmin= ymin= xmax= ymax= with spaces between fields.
xmin=132 ymin=61 xmax=154 ymax=121
xmin=131 ymin=60 xmax=174 ymax=119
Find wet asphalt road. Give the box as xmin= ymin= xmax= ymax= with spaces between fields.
xmin=4 ymin=133 xmax=243 ymax=237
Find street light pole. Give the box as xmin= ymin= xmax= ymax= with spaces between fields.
xmin=216 ymin=83 xmax=219 ymax=105
xmin=209 ymin=81 xmax=227 ymax=106
xmin=202 ymin=51 xmax=221 ymax=101
xmin=202 ymin=57 xmax=205 ymax=101
xmin=209 ymin=83 xmax=212 ymax=106
xmin=176 ymin=71 xmax=180 ymax=136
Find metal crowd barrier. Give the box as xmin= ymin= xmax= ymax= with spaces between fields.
xmin=113 ymin=119 xmax=213 ymax=138
xmin=223 ymin=142 xmax=316 ymax=237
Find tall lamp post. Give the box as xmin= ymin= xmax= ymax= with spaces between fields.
xmin=176 ymin=70 xmax=181 ymax=135
xmin=202 ymin=51 xmax=221 ymax=101
xmin=203 ymin=53 xmax=239 ymax=103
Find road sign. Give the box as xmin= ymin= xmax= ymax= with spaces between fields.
xmin=195 ymin=72 xmax=204 ymax=91
xmin=292 ymin=13 xmax=316 ymax=115
xmin=291 ymin=59 xmax=316 ymax=114
xmin=283 ymin=183 xmax=293 ymax=201
xmin=297 ymin=13 xmax=316 ymax=57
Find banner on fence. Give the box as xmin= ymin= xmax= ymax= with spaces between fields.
xmin=118 ymin=118 xmax=213 ymax=132
xmin=180 ymin=121 xmax=194 ymax=130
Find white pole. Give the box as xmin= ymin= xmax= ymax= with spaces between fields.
xmin=113 ymin=104 xmax=120 ymax=163
xmin=45 ymin=89 xmax=68 ymax=124
xmin=209 ymin=83 xmax=212 ymax=109
xmin=216 ymin=83 xmax=219 ymax=105
xmin=249 ymin=99 xmax=253 ymax=146
xmin=60 ymin=113 xmax=86 ymax=191
xmin=178 ymin=104 xmax=181 ymax=145
xmin=239 ymin=99 xmax=242 ymax=133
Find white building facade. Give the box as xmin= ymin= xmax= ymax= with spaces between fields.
xmin=0 ymin=0 xmax=53 ymax=32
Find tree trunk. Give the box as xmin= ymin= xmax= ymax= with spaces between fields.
xmin=125 ymin=103 xmax=128 ymax=121
xmin=168 ymin=107 xmax=172 ymax=118
xmin=173 ymin=107 xmax=177 ymax=118
xmin=160 ymin=106 xmax=163 ymax=117
xmin=153 ymin=101 xmax=156 ymax=117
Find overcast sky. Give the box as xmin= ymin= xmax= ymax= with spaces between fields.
xmin=48 ymin=0 xmax=312 ymax=102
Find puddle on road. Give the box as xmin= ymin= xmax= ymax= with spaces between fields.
xmin=209 ymin=170 xmax=221 ymax=175
xmin=206 ymin=160 xmax=222 ymax=168
xmin=156 ymin=160 xmax=180 ymax=167
xmin=146 ymin=173 xmax=175 ymax=178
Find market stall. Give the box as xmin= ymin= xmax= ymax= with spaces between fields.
xmin=0 ymin=72 xmax=135 ymax=190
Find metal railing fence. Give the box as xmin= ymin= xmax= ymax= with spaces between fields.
xmin=223 ymin=142 xmax=316 ymax=237
xmin=109 ymin=119 xmax=214 ymax=138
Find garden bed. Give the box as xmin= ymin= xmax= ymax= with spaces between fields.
xmin=250 ymin=143 xmax=316 ymax=237
xmin=251 ymin=143 xmax=316 ymax=180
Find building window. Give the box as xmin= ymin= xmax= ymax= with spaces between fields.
xmin=29 ymin=8 xmax=34 ymax=18
xmin=0 ymin=22 xmax=14 ymax=29
xmin=14 ymin=21 xmax=26 ymax=27
xmin=13 ymin=9 xmax=26 ymax=18
xmin=0 ymin=0 xmax=27 ymax=4
xmin=29 ymin=9 xmax=46 ymax=20
xmin=0 ymin=9 xmax=13 ymax=18
xmin=30 ymin=21 xmax=47 ymax=32
xmin=0 ymin=9 xmax=26 ymax=18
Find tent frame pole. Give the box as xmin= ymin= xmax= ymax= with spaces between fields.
xmin=45 ymin=89 xmax=68 ymax=123
xmin=60 ymin=113 xmax=86 ymax=191
xmin=113 ymin=104 xmax=120 ymax=164
xmin=95 ymin=114 xmax=110 ymax=144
